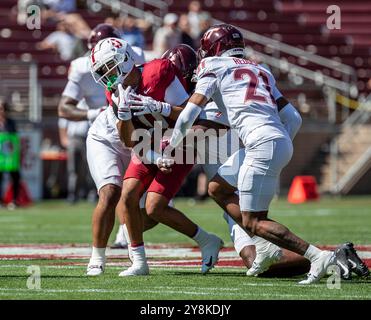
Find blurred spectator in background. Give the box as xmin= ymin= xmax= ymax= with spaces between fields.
xmin=152 ymin=13 xmax=181 ymax=58
xmin=196 ymin=12 xmax=213 ymax=47
xmin=62 ymin=13 xmax=91 ymax=39
xmin=0 ymin=100 xmax=21 ymax=210
xmin=42 ymin=0 xmax=76 ymax=13
xmin=58 ymin=101 xmax=94 ymax=204
xmin=17 ymin=0 xmax=36 ymax=25
xmin=121 ymin=16 xmax=145 ymax=49
xmin=104 ymin=13 xmax=123 ymax=31
xmin=187 ymin=0 xmax=203 ymax=40
xmin=105 ymin=14 xmax=146 ymax=50
xmin=36 ymin=19 xmax=78 ymax=60
xmin=178 ymin=14 xmax=195 ymax=49
xmin=17 ymin=0 xmax=76 ymax=25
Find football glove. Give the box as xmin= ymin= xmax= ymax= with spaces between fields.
xmin=128 ymin=93 xmax=171 ymax=117
xmin=111 ymin=84 xmax=133 ymax=121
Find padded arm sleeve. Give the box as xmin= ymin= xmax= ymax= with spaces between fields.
xmin=169 ymin=102 xmax=203 ymax=148
xmin=279 ymin=103 xmax=302 ymax=140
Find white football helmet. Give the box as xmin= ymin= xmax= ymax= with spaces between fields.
xmin=90 ymin=38 xmax=135 ymax=91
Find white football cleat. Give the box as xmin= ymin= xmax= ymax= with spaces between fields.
xmin=201 ymin=234 xmax=224 ymax=274
xmin=299 ymin=250 xmax=336 ymax=285
xmin=119 ymin=263 xmax=149 ymax=277
xmin=86 ymin=262 xmax=105 ymax=276
xmin=110 ymin=240 xmax=128 ymax=249
xmin=246 ymin=243 xmax=282 ymax=277
xmin=111 ymin=225 xmax=129 ymax=249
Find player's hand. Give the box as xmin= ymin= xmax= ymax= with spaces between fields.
xmin=156 ymin=157 xmax=174 ymax=174
xmin=128 ymin=93 xmax=171 ymax=117
xmin=156 ymin=138 xmax=174 ymax=173
xmin=111 ymin=84 xmax=133 ymax=121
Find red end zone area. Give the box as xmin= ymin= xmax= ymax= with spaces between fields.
xmin=0 ymin=244 xmax=370 ymax=269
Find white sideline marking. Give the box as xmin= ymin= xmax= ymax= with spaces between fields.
xmin=0 ymin=246 xmax=238 ymax=259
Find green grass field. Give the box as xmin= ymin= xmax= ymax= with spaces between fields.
xmin=0 ymin=196 xmax=370 ymax=300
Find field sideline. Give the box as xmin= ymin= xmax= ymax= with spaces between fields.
xmin=0 ymin=196 xmax=370 ymax=300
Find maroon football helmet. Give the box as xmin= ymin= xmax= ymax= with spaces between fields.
xmin=198 ymin=24 xmax=245 ymax=61
xmin=162 ymin=44 xmax=197 ymax=92
xmin=88 ymin=23 xmax=122 ymax=49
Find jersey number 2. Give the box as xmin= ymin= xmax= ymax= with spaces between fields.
xmin=234 ymin=68 xmax=275 ymax=105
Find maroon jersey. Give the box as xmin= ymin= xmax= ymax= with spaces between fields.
xmin=106 ymin=58 xmax=187 ymax=129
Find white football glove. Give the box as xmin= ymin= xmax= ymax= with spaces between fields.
xmin=128 ymin=93 xmax=171 ymax=117
xmin=111 ymin=84 xmax=133 ymax=121
xmin=156 ymin=137 xmax=175 ymax=173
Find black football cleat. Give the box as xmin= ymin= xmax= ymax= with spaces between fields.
xmin=343 ymin=242 xmax=370 ymax=278
xmin=334 ymin=244 xmax=352 ymax=280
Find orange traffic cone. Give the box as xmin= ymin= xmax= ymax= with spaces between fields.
xmin=3 ymin=181 xmax=33 ymax=207
xmin=288 ymin=176 xmax=319 ymax=204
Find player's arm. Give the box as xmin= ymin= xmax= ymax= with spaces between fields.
xmin=59 ymin=65 xmax=106 ymax=122
xmin=58 ymin=94 xmax=105 ymax=122
xmin=168 ymin=93 xmax=208 ymax=148
xmin=273 ymin=86 xmax=302 ymax=140
xmin=128 ymin=76 xmax=189 ymax=119
xmin=116 ymin=118 xmax=136 ymax=148
xmin=58 ymin=118 xmax=68 ymax=149
xmin=112 ymin=85 xmax=136 ymax=148
xmin=58 ymin=95 xmax=86 ymax=120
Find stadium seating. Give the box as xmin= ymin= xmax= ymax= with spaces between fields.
xmin=163 ymin=0 xmax=369 ymax=122
xmin=2 ymin=0 xmax=369 ymax=119
xmin=0 ymin=2 xmax=114 ymax=118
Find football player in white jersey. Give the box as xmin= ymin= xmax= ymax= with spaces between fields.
xmin=160 ymin=24 xmax=338 ymax=284
xmin=58 ymin=23 xmax=146 ymax=276
xmin=130 ymin=49 xmax=315 ymax=278
xmin=92 ymin=40 xmax=224 ymax=276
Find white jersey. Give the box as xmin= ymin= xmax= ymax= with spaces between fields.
xmin=62 ymin=55 xmax=106 ymax=109
xmin=199 ymin=101 xmax=230 ymax=127
xmin=194 ymin=56 xmax=287 ymax=146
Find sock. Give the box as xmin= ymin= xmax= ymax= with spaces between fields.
xmin=304 ymin=244 xmax=322 ymax=262
xmin=252 ymin=236 xmax=271 ymax=249
xmin=122 ymin=224 xmax=131 ymax=245
xmin=90 ymin=247 xmax=106 ymax=264
xmin=224 ymin=212 xmax=254 ymax=254
xmin=131 ymin=244 xmax=147 ymax=266
xmin=193 ymin=226 xmax=209 ymax=247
